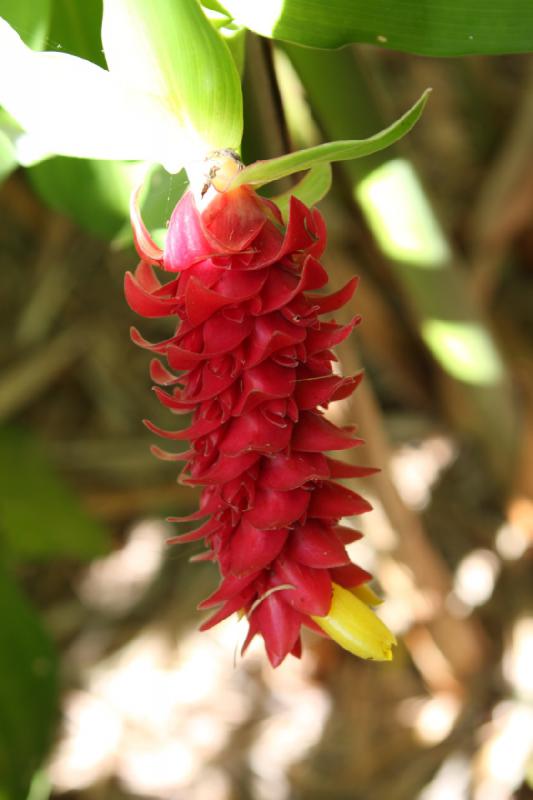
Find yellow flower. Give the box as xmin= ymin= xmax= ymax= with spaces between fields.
xmin=312 ymin=583 xmax=396 ymax=661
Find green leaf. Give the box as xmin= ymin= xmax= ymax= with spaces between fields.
xmin=101 ymin=0 xmax=243 ymax=159
xmin=48 ymin=0 xmax=105 ymax=66
xmin=220 ymin=22 xmax=246 ymax=77
xmin=270 ymin=162 xmax=331 ymax=218
xmin=0 ymin=427 xmax=109 ymax=561
xmin=0 ymin=17 xmax=184 ymax=165
xmin=201 ymin=0 xmax=246 ymax=75
xmin=28 ymin=156 xmax=146 ymax=239
xmin=233 ymin=89 xmax=429 ymax=188
xmin=221 ymin=0 xmax=533 ymax=56
xmin=0 ymin=568 xmax=58 ymax=800
xmin=0 ymin=0 xmax=51 ymax=177
xmin=21 ymin=1 xmax=139 ymax=238
xmin=1 ymin=0 xmax=244 ymax=172
xmin=0 ymin=0 xmax=50 ymax=47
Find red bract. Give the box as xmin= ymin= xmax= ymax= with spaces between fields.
xmin=125 ymin=181 xmax=378 ymax=666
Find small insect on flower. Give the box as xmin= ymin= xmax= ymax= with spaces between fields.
xmin=125 ymin=152 xmax=396 ymax=667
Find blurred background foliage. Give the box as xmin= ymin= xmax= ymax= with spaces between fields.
xmin=1 ymin=1 xmax=533 ymax=799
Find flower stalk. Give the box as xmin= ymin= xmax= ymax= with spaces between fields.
xmin=126 ymin=154 xmax=396 ymax=666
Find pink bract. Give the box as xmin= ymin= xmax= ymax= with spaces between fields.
xmin=125 ymin=183 xmax=377 ymax=667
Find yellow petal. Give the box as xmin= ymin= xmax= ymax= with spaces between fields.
xmin=351 ymin=583 xmax=384 ymax=607
xmin=312 ymin=583 xmax=396 ymax=661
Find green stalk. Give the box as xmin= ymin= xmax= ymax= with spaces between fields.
xmin=241 ymin=34 xmax=290 ymax=169
xmin=282 ymin=43 xmax=517 ymax=483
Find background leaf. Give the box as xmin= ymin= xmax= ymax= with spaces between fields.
xmin=221 ymin=0 xmax=533 ymax=56
xmin=0 ymin=0 xmax=51 ymax=181
xmin=0 ymin=0 xmax=50 ymax=47
xmin=0 ymin=569 xmax=58 ymax=800
xmin=270 ymin=163 xmax=332 ymax=218
xmin=0 ymin=427 xmax=109 ymax=561
xmin=28 ymin=157 xmax=145 ymax=239
xmin=48 ymin=0 xmax=105 ymax=66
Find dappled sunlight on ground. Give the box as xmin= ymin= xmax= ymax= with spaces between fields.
xmin=46 ymin=427 xmax=533 ymax=800
xmin=48 ymin=604 xmax=330 ymax=799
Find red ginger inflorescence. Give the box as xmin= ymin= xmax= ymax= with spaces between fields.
xmin=125 ymin=177 xmax=381 ymax=667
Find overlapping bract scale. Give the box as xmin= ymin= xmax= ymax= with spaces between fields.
xmin=126 ymin=183 xmax=375 ymax=667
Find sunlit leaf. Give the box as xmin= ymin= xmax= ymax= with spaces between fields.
xmin=0 ymin=0 xmax=51 ymax=177
xmin=0 ymin=569 xmax=58 ymax=800
xmin=0 ymin=427 xmax=109 ymax=560
xmin=421 ymin=319 xmax=504 ymax=386
xmin=356 ymin=159 xmax=451 ymax=268
xmin=101 ymin=0 xmax=243 ymax=157
xmin=233 ymin=90 xmax=429 ymax=188
xmin=1 ymin=0 xmax=244 ymax=172
xmin=0 ymin=0 xmax=50 ymax=47
xmin=221 ymin=0 xmax=533 ymax=56
xmin=0 ymin=17 xmax=187 ymax=167
xmin=202 ymin=0 xmax=246 ymax=75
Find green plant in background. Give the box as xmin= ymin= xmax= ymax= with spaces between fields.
xmin=0 ymin=0 xmax=531 ymax=796
xmin=0 ymin=428 xmax=109 ymax=799
xmin=220 ymin=0 xmax=533 ymax=54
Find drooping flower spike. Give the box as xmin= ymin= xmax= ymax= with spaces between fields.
xmin=0 ymin=0 xmax=427 ymax=665
xmin=125 ymin=153 xmax=396 ymax=666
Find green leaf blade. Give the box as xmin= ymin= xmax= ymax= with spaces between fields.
xmin=222 ymin=0 xmax=533 ymax=56
xmin=0 ymin=18 xmax=180 ymax=164
xmin=48 ymin=0 xmax=106 ymax=66
xmin=0 ymin=570 xmax=58 ymax=800
xmin=234 ymin=89 xmax=430 ymax=188
xmin=28 ymin=157 xmax=145 ymax=239
xmin=101 ymin=0 xmax=243 ymax=159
